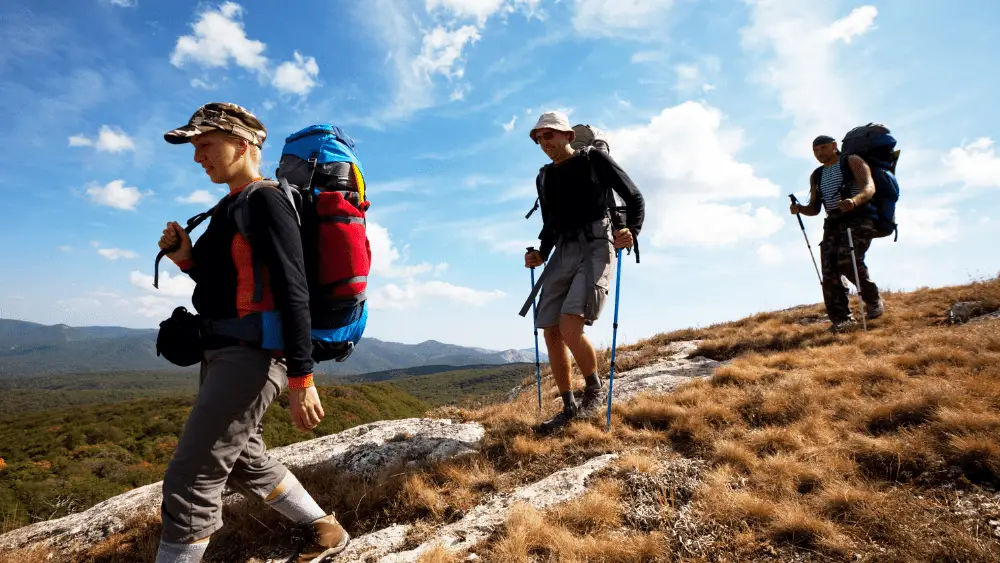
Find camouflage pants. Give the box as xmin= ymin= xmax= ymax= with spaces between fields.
xmin=820 ymin=216 xmax=881 ymax=323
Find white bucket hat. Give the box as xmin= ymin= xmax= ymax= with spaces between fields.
xmin=529 ymin=111 xmax=575 ymax=143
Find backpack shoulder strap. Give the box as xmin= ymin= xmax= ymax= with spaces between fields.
xmin=231 ymin=179 xmax=281 ymax=303
xmin=838 ymin=154 xmax=855 ymax=201
xmin=525 ymin=164 xmax=550 ymax=219
xmin=810 ymin=167 xmax=822 ymax=190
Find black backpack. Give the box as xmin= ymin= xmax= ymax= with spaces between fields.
xmin=811 ymin=123 xmax=901 ymax=241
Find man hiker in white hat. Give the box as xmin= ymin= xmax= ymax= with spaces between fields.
xmin=523 ymin=110 xmax=645 ymax=434
xmin=790 ymin=134 xmax=885 ymax=333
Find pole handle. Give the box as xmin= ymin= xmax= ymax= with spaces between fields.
xmin=789 ymin=194 xmax=806 ymax=230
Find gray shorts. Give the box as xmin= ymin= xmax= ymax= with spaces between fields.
xmin=160 ymin=345 xmax=289 ymax=543
xmin=535 ymin=219 xmax=614 ymax=329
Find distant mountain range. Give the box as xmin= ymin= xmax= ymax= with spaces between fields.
xmin=0 ymin=319 xmax=547 ymax=378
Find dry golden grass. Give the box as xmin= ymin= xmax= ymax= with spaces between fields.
xmin=479 ymin=503 xmax=668 ymax=563
xmin=415 ymin=543 xmax=463 ymax=563
xmin=614 ymin=451 xmax=660 ymax=474
xmin=18 ymin=276 xmax=1000 ymax=562
xmin=607 ymin=277 xmax=1000 ymax=560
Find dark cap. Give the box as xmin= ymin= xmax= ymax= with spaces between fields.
xmin=812 ymin=135 xmax=836 ymax=147
xmin=164 ymin=102 xmax=267 ymax=147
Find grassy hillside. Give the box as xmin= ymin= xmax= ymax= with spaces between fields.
xmin=0 ymin=383 xmax=428 ymax=534
xmin=6 ymin=277 xmax=1000 ymax=562
xmin=332 ymin=363 xmax=537 ymax=407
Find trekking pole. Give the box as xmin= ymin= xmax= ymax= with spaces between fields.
xmin=606 ymin=247 xmax=624 ymax=432
xmin=845 ymin=228 xmax=867 ymax=331
xmin=788 ymin=194 xmax=822 ymax=286
xmin=527 ymin=247 xmax=543 ymax=415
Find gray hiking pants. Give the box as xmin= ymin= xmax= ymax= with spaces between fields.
xmin=160 ymin=345 xmax=289 ymax=543
xmin=534 ymin=218 xmax=614 ymax=328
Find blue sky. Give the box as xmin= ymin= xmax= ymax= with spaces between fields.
xmin=1 ymin=0 xmax=998 ymax=351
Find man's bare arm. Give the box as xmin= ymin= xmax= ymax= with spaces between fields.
xmin=847 ymin=155 xmax=876 ymax=205
xmin=799 ymin=179 xmax=822 ymax=216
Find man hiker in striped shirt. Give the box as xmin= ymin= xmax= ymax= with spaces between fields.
xmin=789 ymin=135 xmax=886 ymax=333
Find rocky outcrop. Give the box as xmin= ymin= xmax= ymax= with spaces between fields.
xmin=0 ymin=418 xmax=484 ymax=555
xmin=320 ymin=454 xmax=618 ymax=563
xmin=948 ymin=301 xmax=1000 ymax=325
xmin=607 ymin=341 xmax=720 ymax=404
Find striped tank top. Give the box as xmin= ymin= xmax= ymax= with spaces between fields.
xmin=818 ymin=162 xmax=860 ymax=214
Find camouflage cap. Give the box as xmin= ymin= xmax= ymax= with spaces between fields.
xmin=164 ymin=102 xmax=267 ymax=147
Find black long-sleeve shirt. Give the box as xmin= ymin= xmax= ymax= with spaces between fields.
xmin=179 ymin=185 xmax=314 ymax=378
xmin=536 ymin=148 xmax=645 ymax=260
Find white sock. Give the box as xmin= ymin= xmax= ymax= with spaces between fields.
xmin=155 ymin=539 xmax=209 ymax=563
xmin=265 ymin=471 xmax=326 ymax=524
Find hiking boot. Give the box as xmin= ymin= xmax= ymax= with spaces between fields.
xmin=534 ymin=405 xmax=578 ymax=435
xmin=293 ymin=514 xmax=350 ymax=563
xmin=866 ymin=297 xmax=885 ymax=320
xmin=829 ymin=318 xmax=859 ymax=334
xmin=580 ymin=381 xmax=607 ymax=414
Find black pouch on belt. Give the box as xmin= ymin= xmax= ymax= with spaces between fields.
xmin=156 ymin=306 xmax=204 ymax=367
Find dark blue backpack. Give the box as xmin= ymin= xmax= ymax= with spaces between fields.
xmin=841 ymin=123 xmax=901 ymax=241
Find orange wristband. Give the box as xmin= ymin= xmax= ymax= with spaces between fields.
xmin=288 ymin=374 xmax=314 ymax=389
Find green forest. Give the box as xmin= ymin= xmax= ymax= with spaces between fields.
xmin=0 ymin=383 xmax=427 ymax=533
xmin=0 ymin=362 xmax=531 ymax=534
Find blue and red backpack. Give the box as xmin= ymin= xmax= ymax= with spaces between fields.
xmin=153 ymin=124 xmax=371 ymax=364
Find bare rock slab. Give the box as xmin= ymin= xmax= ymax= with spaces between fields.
xmin=0 ymin=418 xmax=484 ymax=555
xmin=334 ymin=454 xmax=618 ymax=563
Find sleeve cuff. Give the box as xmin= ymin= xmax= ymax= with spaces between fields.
xmin=173 ymin=258 xmax=195 ymax=271
xmin=288 ymin=373 xmax=314 ymax=389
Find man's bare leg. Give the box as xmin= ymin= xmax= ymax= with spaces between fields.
xmin=557 ymin=313 xmax=596 ymax=378
xmin=543 ymin=326 xmax=571 ymax=394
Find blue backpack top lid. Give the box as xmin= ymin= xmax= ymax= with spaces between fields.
xmin=281 ymin=124 xmax=365 ymax=178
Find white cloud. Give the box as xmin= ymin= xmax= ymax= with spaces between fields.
xmin=272 ymin=51 xmax=319 ymax=96
xmin=606 ymin=101 xmax=783 ymax=247
xmin=109 ymin=0 xmax=136 ymax=6
xmin=95 ymin=126 xmax=135 ymax=152
xmin=450 ymin=83 xmax=471 ymax=101
xmin=171 ymin=2 xmax=320 ymax=98
xmin=942 ymin=138 xmax=1000 ymax=189
xmin=58 ymin=245 xmax=74 ymax=252
xmin=68 ymin=135 xmax=92 ymax=147
xmin=129 ymin=270 xmax=196 ymax=298
xmin=134 ymin=295 xmax=183 ymax=318
xmin=674 ymin=57 xmax=719 ymax=93
xmin=366 ymin=221 xmax=503 ymax=309
xmin=367 ymin=222 xmax=441 ymax=278
xmin=98 ymin=248 xmax=139 ymax=260
xmin=502 ymin=114 xmax=517 ymax=131
xmin=68 ymin=126 xmax=135 ymax=153
xmin=572 ymin=0 xmax=675 ymax=38
xmin=415 ymin=25 xmax=481 ymax=79
xmin=426 ymin=0 xmax=506 ymax=25
xmin=826 ymin=6 xmax=878 ymax=45
xmin=190 ymin=78 xmax=214 ymax=90
xmin=370 ymin=281 xmax=505 ymax=310
xmin=741 ymin=1 xmax=876 ymax=158
xmin=175 ymin=190 xmax=217 ymax=205
xmin=85 ymin=179 xmax=144 ymax=211
xmin=631 ymin=50 xmax=666 ymax=64
xmin=170 ymin=2 xmax=268 ymax=74
xmin=756 ymin=243 xmax=785 ymax=264
xmin=895 ymin=204 xmax=959 ymax=246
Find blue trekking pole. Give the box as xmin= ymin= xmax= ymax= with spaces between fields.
xmin=527 ymin=247 xmax=543 ymax=415
xmin=606 ymin=248 xmax=624 ymax=432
